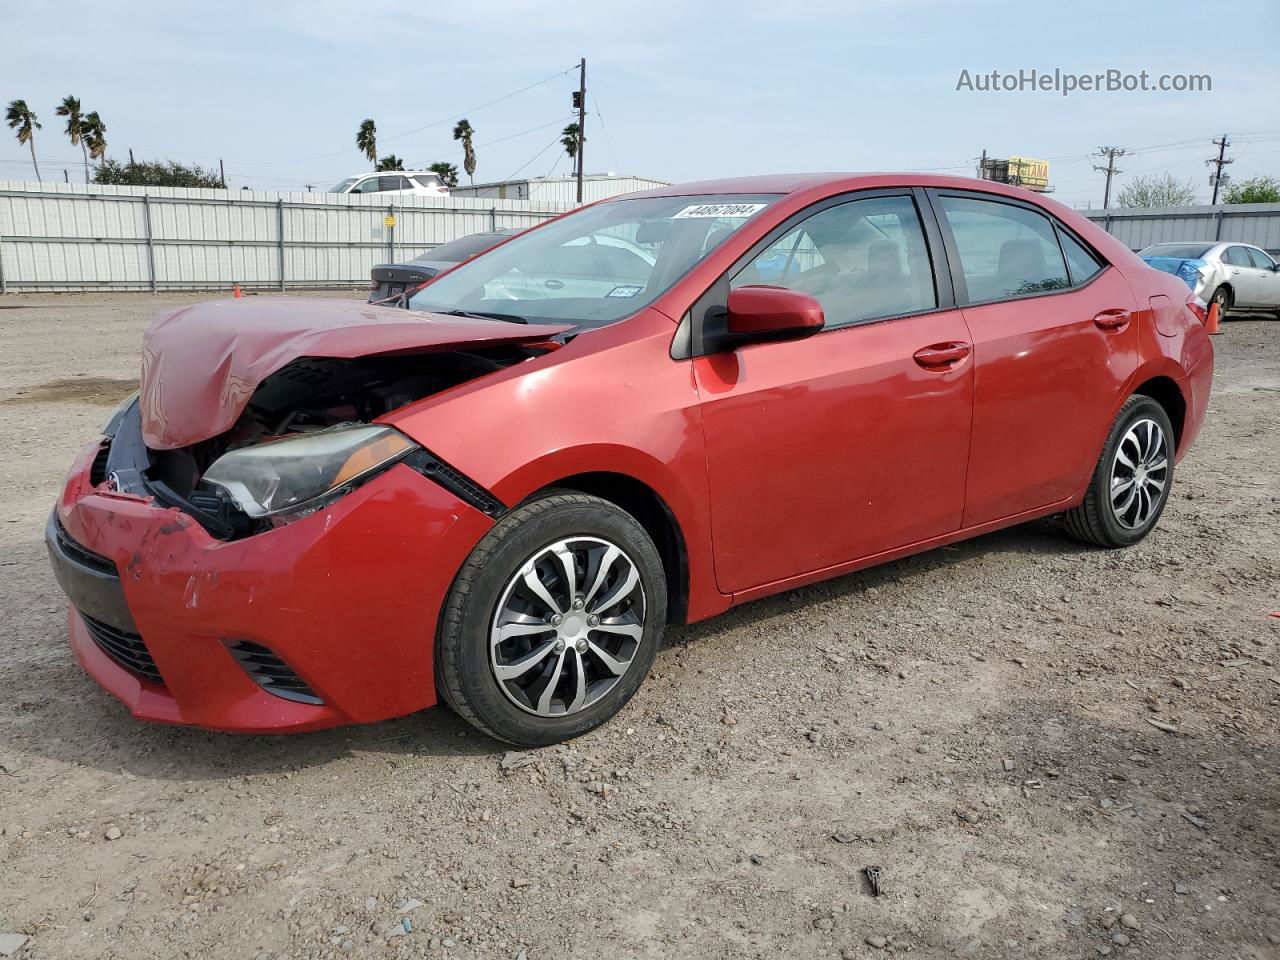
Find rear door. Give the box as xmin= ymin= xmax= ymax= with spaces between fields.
xmin=1221 ymin=245 xmax=1259 ymax=305
xmin=929 ymin=190 xmax=1139 ymax=527
xmin=694 ymin=191 xmax=975 ymax=593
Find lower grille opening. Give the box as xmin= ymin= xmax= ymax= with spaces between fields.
xmin=82 ymin=614 xmax=164 ymax=686
xmin=227 ymin=641 xmax=323 ymax=705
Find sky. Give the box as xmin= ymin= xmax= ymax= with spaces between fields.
xmin=2 ymin=0 xmax=1278 ymax=208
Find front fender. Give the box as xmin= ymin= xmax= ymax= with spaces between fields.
xmin=387 ymin=308 xmax=730 ymax=623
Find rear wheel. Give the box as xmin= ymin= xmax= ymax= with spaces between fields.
xmin=1062 ymin=395 xmax=1174 ymax=548
xmin=435 ymin=492 xmax=666 ymax=746
xmin=1209 ymin=285 xmax=1231 ymax=318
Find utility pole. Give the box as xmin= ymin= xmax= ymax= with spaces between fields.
xmin=1207 ymin=134 xmax=1233 ymax=205
xmin=1093 ymin=146 xmax=1128 ymax=209
xmin=575 ymin=57 xmax=587 ymax=204
xmin=219 ymin=157 xmax=227 ymax=190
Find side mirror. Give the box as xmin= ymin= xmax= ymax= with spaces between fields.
xmin=725 ymin=285 xmax=824 ymax=341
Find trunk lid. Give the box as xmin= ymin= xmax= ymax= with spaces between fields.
xmin=139 ymin=297 xmax=568 ymax=450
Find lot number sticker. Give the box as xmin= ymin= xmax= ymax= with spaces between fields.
xmin=671 ymin=202 xmax=767 ymax=219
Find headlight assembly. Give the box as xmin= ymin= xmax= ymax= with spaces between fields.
xmin=201 ymin=424 xmax=417 ymax=519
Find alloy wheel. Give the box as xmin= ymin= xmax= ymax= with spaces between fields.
xmin=489 ymin=536 xmax=647 ymax=717
xmin=1109 ymin=418 xmax=1168 ymax=530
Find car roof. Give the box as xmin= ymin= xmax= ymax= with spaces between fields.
xmin=616 ymin=172 xmax=1059 ymax=199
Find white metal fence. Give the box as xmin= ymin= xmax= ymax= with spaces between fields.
xmin=5 ymin=182 xmax=1279 ymax=293
xmin=1079 ymin=202 xmax=1280 ymax=254
xmin=0 ymin=182 xmax=572 ymax=293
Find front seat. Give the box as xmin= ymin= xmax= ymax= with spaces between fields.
xmin=996 ymin=239 xmax=1047 ymax=296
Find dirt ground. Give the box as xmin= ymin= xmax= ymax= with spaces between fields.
xmin=0 ymin=292 xmax=1277 ymax=960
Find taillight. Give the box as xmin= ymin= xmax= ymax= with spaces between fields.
xmin=1186 ymin=294 xmax=1207 ymax=325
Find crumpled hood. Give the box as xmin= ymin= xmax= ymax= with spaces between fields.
xmin=139 ymin=298 xmax=569 ymax=450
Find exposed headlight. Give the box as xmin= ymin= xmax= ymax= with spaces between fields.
xmin=202 ymin=424 xmax=417 ymax=518
xmin=103 ymin=392 xmax=139 ymax=437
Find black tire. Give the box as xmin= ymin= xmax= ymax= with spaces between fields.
xmin=434 ymin=491 xmax=667 ymax=746
xmin=1209 ymin=285 xmax=1231 ymax=318
xmin=1062 ymin=395 xmax=1175 ymax=548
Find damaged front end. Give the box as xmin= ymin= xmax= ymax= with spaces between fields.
xmin=107 ymin=298 xmax=569 ymax=539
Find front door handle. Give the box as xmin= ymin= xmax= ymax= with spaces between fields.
xmin=1093 ymin=309 xmax=1130 ymax=330
xmin=913 ymin=342 xmax=971 ymax=369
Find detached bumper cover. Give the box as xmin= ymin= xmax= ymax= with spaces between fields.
xmin=51 ymin=442 xmax=493 ymax=732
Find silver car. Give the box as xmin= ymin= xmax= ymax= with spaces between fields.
xmin=1139 ymin=241 xmax=1280 ymax=317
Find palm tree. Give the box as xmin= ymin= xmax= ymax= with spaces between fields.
xmin=376 ymin=154 xmax=404 ymax=171
xmin=356 ymin=119 xmax=377 ymax=169
xmin=82 ymin=112 xmax=107 ymax=169
xmin=6 ymin=99 xmax=42 ymax=182
xmin=56 ymin=95 xmax=90 ymax=181
xmin=428 ymin=161 xmax=459 ymax=188
xmin=561 ymin=123 xmax=581 ymax=175
xmin=452 ymin=119 xmax=476 ymax=184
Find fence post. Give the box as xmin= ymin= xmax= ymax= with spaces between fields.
xmin=489 ymin=206 xmax=496 ymax=231
xmin=388 ymin=202 xmax=395 ymax=264
xmin=1213 ymin=206 xmax=1224 ymax=241
xmin=0 ymin=233 xmax=6 ymax=295
xmin=142 ymin=195 xmax=158 ymax=293
xmin=277 ymin=199 xmax=286 ymax=291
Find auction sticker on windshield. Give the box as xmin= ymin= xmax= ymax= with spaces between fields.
xmin=672 ymin=202 xmax=768 ymax=219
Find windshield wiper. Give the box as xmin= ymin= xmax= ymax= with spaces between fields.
xmin=439 ymin=309 xmax=528 ymax=324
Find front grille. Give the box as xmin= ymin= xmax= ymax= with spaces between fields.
xmin=89 ymin=440 xmax=111 ymax=487
xmin=53 ymin=516 xmax=117 ymax=577
xmin=228 ymin=641 xmax=323 ymax=705
xmin=82 ymin=614 xmax=164 ymax=685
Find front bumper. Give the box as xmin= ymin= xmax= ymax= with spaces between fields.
xmin=49 ymin=439 xmax=493 ymax=732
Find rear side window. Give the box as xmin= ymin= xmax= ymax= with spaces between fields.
xmin=1057 ymin=228 xmax=1104 ymax=286
xmin=937 ymin=196 xmax=1069 ymax=302
xmin=1246 ymin=247 xmax=1276 ymax=269
xmin=1221 ymin=246 xmax=1252 ymax=267
xmin=730 ymin=195 xmax=937 ymax=328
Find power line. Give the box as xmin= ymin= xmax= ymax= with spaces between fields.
xmin=227 ymin=65 xmax=578 ymax=167
xmin=590 ymin=91 xmax=620 ymax=173
xmin=501 ymin=131 xmax=569 ymax=184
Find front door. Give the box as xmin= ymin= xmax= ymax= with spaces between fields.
xmin=694 ymin=193 xmax=974 ymax=594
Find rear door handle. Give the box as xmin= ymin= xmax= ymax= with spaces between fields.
xmin=1093 ymin=309 xmax=1130 ymax=330
xmin=912 ymin=342 xmax=971 ymax=369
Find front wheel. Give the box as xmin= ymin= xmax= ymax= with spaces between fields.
xmin=1062 ymin=395 xmax=1175 ymax=547
xmin=435 ymin=492 xmax=667 ymax=746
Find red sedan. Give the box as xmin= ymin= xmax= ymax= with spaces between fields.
xmin=48 ymin=174 xmax=1213 ymax=745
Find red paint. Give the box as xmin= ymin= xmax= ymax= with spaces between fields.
xmin=54 ymin=173 xmax=1214 ymax=733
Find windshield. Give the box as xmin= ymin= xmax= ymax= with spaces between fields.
xmin=1139 ymin=243 xmax=1213 ymax=259
xmin=328 ymin=177 xmax=359 ymax=193
xmin=408 ymin=194 xmax=779 ymax=327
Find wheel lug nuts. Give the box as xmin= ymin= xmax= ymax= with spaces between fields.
xmin=554 ymin=639 xmax=566 ymax=653
xmin=587 ymin=615 xmax=599 ymax=627
xmin=572 ymin=597 xmax=585 ymax=610
xmin=575 ymin=639 xmax=588 ymax=653
xmin=550 ymin=614 xmax=563 ymax=626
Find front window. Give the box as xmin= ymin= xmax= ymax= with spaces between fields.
xmin=328 ymin=177 xmax=359 ymax=193
xmin=731 ymin=195 xmax=937 ymax=327
xmin=408 ymin=194 xmax=778 ymax=328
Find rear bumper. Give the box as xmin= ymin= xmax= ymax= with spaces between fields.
xmin=50 ymin=441 xmax=493 ymax=732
